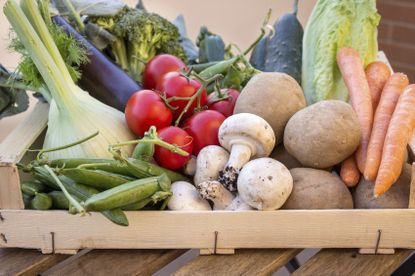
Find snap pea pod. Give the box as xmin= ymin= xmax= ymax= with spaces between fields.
xmin=85 ymin=174 xmax=171 ymax=212
xmin=48 ymin=158 xmax=189 ymax=182
xmin=31 ymin=193 xmax=52 ymax=210
xmin=60 ymin=169 xmax=134 ymax=190
xmin=21 ymin=181 xmax=45 ymax=196
xmin=132 ymin=136 xmax=154 ymax=162
xmin=31 ymin=166 xmax=129 ymax=226
xmin=121 ymin=191 xmax=172 ymax=211
xmin=22 ymin=193 xmax=32 ymax=209
xmin=189 ymin=61 xmax=219 ymax=73
xmin=199 ymin=56 xmax=239 ymax=79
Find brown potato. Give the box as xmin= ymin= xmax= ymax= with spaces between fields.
xmin=353 ymin=164 xmax=411 ymax=209
xmin=284 ymin=100 xmax=361 ymax=169
xmin=234 ymin=72 xmax=306 ymax=144
xmin=282 ymin=168 xmax=353 ymax=209
xmin=270 ymin=144 xmax=302 ymax=169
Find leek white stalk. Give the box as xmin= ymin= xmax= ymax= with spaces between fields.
xmin=4 ymin=0 xmax=134 ymax=159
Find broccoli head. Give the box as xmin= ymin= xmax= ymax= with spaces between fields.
xmin=89 ymin=7 xmax=187 ymax=82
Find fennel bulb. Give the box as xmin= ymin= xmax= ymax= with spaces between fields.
xmin=4 ymin=0 xmax=134 ymax=159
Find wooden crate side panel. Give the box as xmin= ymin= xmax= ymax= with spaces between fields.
xmin=0 ymin=165 xmax=23 ymax=209
xmin=0 ymin=100 xmax=48 ymax=164
xmin=1 ymin=210 xmax=415 ymax=252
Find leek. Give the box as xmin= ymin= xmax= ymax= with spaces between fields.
xmin=4 ymin=0 xmax=134 ymax=159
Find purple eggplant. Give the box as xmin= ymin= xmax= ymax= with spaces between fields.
xmin=52 ymin=16 xmax=141 ymax=111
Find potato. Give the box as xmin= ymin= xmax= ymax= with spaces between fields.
xmin=282 ymin=168 xmax=353 ymax=209
xmin=353 ymin=164 xmax=411 ymax=209
xmin=284 ymin=100 xmax=361 ymax=168
xmin=234 ymin=72 xmax=306 ymax=143
xmin=270 ymin=144 xmax=302 ymax=169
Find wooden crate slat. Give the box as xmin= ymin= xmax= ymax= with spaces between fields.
xmin=0 ymin=100 xmax=48 ymax=164
xmin=173 ymin=249 xmax=300 ymax=276
xmin=0 ymin=165 xmax=24 ymax=209
xmin=2 ymin=209 xmax=415 ymax=251
xmin=0 ymin=248 xmax=68 ymax=276
xmin=292 ymin=249 xmax=413 ymax=276
xmin=47 ymin=249 xmax=185 ymax=276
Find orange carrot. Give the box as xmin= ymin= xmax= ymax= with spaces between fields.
xmin=336 ymin=48 xmax=373 ymax=174
xmin=340 ymin=156 xmax=360 ymax=187
xmin=365 ymin=61 xmax=391 ymax=110
xmin=364 ymin=73 xmax=409 ymax=181
xmin=374 ymin=85 xmax=415 ymax=197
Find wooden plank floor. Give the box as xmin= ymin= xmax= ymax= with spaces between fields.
xmin=173 ymin=249 xmax=300 ymax=276
xmin=46 ymin=249 xmax=186 ymax=276
xmin=0 ymin=248 xmax=68 ymax=276
xmin=293 ymin=249 xmax=413 ymax=276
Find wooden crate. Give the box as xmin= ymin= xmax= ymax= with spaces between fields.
xmin=1 ymin=100 xmax=415 ymax=255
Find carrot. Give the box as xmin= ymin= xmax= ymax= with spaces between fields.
xmin=340 ymin=156 xmax=360 ymax=187
xmin=364 ymin=73 xmax=409 ymax=181
xmin=336 ymin=48 xmax=373 ymax=174
xmin=365 ymin=61 xmax=391 ymax=111
xmin=374 ymin=85 xmax=415 ymax=197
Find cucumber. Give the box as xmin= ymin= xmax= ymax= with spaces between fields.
xmin=21 ymin=180 xmax=45 ymax=196
xmin=31 ymin=193 xmax=52 ymax=210
xmin=48 ymin=191 xmax=70 ymax=209
xmin=264 ymin=0 xmax=303 ymax=84
xmin=249 ymin=36 xmax=268 ymax=71
xmin=197 ymin=26 xmax=225 ymax=63
xmin=22 ymin=193 xmax=33 ymax=209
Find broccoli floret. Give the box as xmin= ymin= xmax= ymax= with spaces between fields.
xmin=90 ymin=7 xmax=187 ymax=82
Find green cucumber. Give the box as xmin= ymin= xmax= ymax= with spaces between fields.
xmin=31 ymin=193 xmax=52 ymax=210
xmin=249 ymin=36 xmax=268 ymax=71
xmin=22 ymin=193 xmax=33 ymax=209
xmin=48 ymin=191 xmax=70 ymax=209
xmin=264 ymin=0 xmax=303 ymax=84
xmin=21 ymin=180 xmax=45 ymax=196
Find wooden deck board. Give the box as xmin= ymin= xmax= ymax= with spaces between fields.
xmin=173 ymin=249 xmax=300 ymax=276
xmin=0 ymin=248 xmax=68 ymax=276
xmin=293 ymin=249 xmax=413 ymax=276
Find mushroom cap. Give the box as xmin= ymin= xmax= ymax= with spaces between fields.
xmin=218 ymin=113 xmax=276 ymax=158
xmin=168 ymin=181 xmax=211 ymax=211
xmin=237 ymin=158 xmax=293 ymax=210
xmin=194 ymin=145 xmax=229 ymax=186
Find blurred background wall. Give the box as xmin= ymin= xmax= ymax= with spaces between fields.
xmin=377 ymin=0 xmax=415 ymax=81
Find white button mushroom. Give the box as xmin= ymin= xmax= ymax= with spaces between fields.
xmin=218 ymin=113 xmax=276 ymax=191
xmin=197 ymin=180 xmax=235 ymax=210
xmin=194 ymin=145 xmax=229 ymax=187
xmin=225 ymin=196 xmax=254 ymax=211
xmin=168 ymin=181 xmax=211 ymax=211
xmin=237 ymin=158 xmax=293 ymax=210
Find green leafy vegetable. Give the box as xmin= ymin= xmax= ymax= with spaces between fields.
xmin=302 ymin=0 xmax=380 ymax=104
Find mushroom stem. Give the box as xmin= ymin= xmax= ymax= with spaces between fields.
xmin=197 ymin=181 xmax=235 ymax=210
xmin=226 ymin=196 xmax=254 ymax=211
xmin=219 ymin=143 xmax=252 ymax=191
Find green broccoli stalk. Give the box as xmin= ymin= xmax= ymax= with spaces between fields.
xmin=89 ymin=7 xmax=187 ymax=82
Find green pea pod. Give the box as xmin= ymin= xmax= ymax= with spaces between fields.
xmin=60 ymin=168 xmax=134 ymax=190
xmin=31 ymin=166 xmax=129 ymax=226
xmin=31 ymin=193 xmax=52 ymax=210
xmin=132 ymin=136 xmax=155 ymax=162
xmin=22 ymin=193 xmax=33 ymax=209
xmin=85 ymin=174 xmax=171 ymax=212
xmin=21 ymin=181 xmax=45 ymax=196
xmin=189 ymin=61 xmax=220 ymax=73
xmin=199 ymin=56 xmax=239 ymax=80
xmin=48 ymin=158 xmax=188 ymax=182
xmin=48 ymin=191 xmax=70 ymax=209
xmin=121 ymin=191 xmax=172 ymax=211
xmin=222 ymin=65 xmax=243 ymax=90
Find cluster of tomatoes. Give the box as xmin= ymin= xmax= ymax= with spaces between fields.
xmin=125 ymin=54 xmax=239 ymax=170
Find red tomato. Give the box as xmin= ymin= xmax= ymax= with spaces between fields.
xmin=208 ymin=88 xmax=240 ymax=117
xmin=125 ymin=90 xmax=172 ymax=137
xmin=143 ymin=54 xmax=187 ymax=89
xmin=157 ymin=72 xmax=207 ymax=120
xmin=154 ymin=127 xmax=193 ymax=170
xmin=183 ymin=110 xmax=226 ymax=155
